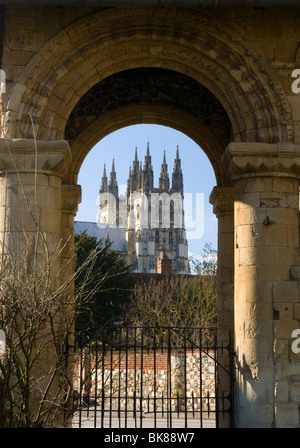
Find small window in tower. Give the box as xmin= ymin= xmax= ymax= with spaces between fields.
xmin=169 ymin=230 xmax=173 ymax=245
xmin=170 ymin=200 xmax=174 ymax=227
xmin=155 ymin=229 xmax=160 ymax=243
xmin=159 ymin=201 xmax=162 ymax=226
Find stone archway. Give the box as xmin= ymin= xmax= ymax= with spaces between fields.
xmin=2 ymin=7 xmax=292 ymax=144
xmin=0 ymin=5 xmax=299 ymax=428
xmin=65 ymin=68 xmax=231 ymax=186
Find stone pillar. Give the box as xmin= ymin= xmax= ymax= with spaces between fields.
xmin=224 ymin=142 xmax=300 ymax=428
xmin=61 ymin=184 xmax=82 ymax=281
xmin=209 ymin=186 xmax=234 ymax=428
xmin=0 ymin=138 xmax=73 ymax=426
xmin=170 ymin=351 xmax=186 ymax=411
xmin=0 ymin=139 xmax=70 ymax=258
xmin=61 ymin=184 xmax=82 ymax=426
xmin=209 ymin=186 xmax=234 ymax=334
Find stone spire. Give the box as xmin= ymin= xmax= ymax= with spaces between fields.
xmin=172 ymin=145 xmax=183 ymax=195
xmin=133 ymin=147 xmax=139 ymax=171
xmin=129 ymin=147 xmax=140 ymax=193
xmin=159 ymin=150 xmax=170 ymax=191
xmin=108 ymin=158 xmax=118 ymax=198
xmin=100 ymin=163 xmax=108 ymax=193
xmin=143 ymin=141 xmax=154 ymax=193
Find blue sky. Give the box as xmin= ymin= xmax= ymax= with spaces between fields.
xmin=76 ymin=124 xmax=217 ymax=259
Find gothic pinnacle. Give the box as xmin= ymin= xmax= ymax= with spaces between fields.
xmin=108 ymin=158 xmax=118 ymax=198
xmin=159 ymin=150 xmax=170 ymax=190
xmin=100 ymin=163 xmax=108 ymax=193
xmin=111 ymin=158 xmax=116 ymax=173
xmin=172 ymin=145 xmax=183 ymax=194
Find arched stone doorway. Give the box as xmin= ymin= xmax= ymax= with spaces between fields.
xmin=1 ymin=5 xmax=299 ymax=428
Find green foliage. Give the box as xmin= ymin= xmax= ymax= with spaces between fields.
xmin=189 ymin=242 xmax=217 ymax=275
xmin=74 ymin=231 xmax=135 ymax=343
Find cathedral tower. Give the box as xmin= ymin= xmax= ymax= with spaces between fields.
xmin=97 ymin=144 xmax=190 ymax=274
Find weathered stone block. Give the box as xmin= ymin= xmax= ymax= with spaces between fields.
xmin=235 ymin=224 xmax=253 ymax=248
xmin=273 ymin=339 xmax=289 ymax=362
xmin=274 ymin=303 xmax=294 ymax=320
xmin=290 ymin=382 xmax=300 ymax=403
xmin=274 ymin=320 xmax=299 ymax=339
xmin=258 ymin=265 xmax=290 ymax=282
xmin=273 ymin=281 xmax=298 ymax=303
xmin=290 ymin=266 xmax=300 ymax=280
xmin=235 ymin=193 xmax=261 ymax=209
xmin=294 ymin=303 xmax=300 ymax=320
xmin=280 ymin=364 xmax=300 ymax=381
xmin=287 ymin=226 xmax=300 ymax=248
xmin=264 ymin=225 xmax=288 ymax=247
xmin=260 ymin=191 xmax=286 ymax=208
xmin=275 ymin=380 xmax=289 ymax=403
xmin=274 ymin=247 xmax=294 ymax=267
xmin=267 ymin=208 xmax=298 ymax=226
xmin=286 ymin=193 xmax=299 ymax=209
xmin=275 ymin=403 xmax=299 ymax=427
xmin=236 ymin=265 xmax=258 ymax=283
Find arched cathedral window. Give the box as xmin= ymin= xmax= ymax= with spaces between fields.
xmin=159 ymin=200 xmax=162 ymax=227
xmin=155 ymin=229 xmax=160 ymax=243
xmin=170 ymin=200 xmax=174 ymax=228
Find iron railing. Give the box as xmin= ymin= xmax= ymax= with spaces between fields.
xmin=71 ymin=326 xmax=234 ymax=428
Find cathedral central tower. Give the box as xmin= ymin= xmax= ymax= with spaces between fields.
xmin=97 ymin=144 xmax=189 ymax=274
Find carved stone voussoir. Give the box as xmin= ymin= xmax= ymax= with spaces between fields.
xmin=223 ymin=142 xmax=300 ymax=181
xmin=0 ymin=139 xmax=71 ymax=177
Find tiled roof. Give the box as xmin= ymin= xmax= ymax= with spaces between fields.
xmin=74 ymin=221 xmax=127 ymax=253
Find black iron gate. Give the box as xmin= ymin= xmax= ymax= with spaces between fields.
xmin=71 ymin=326 xmax=234 ymax=428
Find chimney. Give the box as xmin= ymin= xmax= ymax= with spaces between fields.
xmin=157 ymin=251 xmax=172 ymax=275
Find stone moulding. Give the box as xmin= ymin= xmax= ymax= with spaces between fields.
xmin=61 ymin=184 xmax=82 ymax=216
xmin=0 ymin=1 xmax=299 ymax=5
xmin=0 ymin=139 xmax=72 ymax=179
xmin=223 ymin=142 xmax=300 ymax=181
xmin=209 ymin=186 xmax=234 ymax=218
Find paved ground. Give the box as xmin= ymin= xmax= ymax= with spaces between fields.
xmin=72 ymin=409 xmax=216 ymax=428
